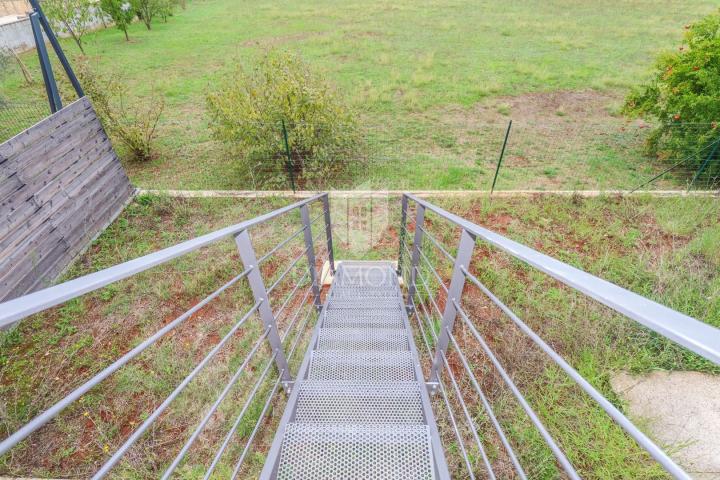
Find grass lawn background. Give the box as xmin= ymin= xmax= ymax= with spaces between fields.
xmin=1 ymin=0 xmax=718 ymax=190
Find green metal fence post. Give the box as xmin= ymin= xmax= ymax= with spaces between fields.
xmin=490 ymin=120 xmax=512 ymax=195
xmin=281 ymin=119 xmax=297 ymax=193
xmin=689 ymin=137 xmax=720 ymax=190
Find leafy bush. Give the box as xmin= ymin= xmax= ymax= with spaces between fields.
xmin=63 ymin=59 xmax=164 ymax=161
xmin=99 ymin=0 xmax=135 ymax=41
xmin=623 ymin=10 xmax=720 ymax=171
xmin=206 ymin=50 xmax=362 ymax=188
xmin=43 ymin=0 xmax=94 ymax=53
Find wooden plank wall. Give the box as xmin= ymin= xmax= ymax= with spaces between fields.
xmin=0 ymin=97 xmax=134 ymax=302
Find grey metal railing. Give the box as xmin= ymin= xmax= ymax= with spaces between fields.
xmin=399 ymin=192 xmax=720 ymax=480
xmin=0 ymin=193 xmax=335 ymax=478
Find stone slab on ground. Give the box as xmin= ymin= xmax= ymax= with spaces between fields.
xmin=611 ymin=370 xmax=720 ymax=479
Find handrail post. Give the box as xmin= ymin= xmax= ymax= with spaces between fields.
xmin=234 ymin=229 xmax=293 ymax=389
xmin=405 ymin=202 xmax=425 ymax=310
xmin=429 ymin=228 xmax=476 ymax=385
xmin=321 ymin=194 xmax=336 ymax=274
xmin=300 ymin=204 xmax=322 ymax=310
xmin=397 ymin=194 xmax=409 ymax=276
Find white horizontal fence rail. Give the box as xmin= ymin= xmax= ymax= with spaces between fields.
xmin=0 ymin=192 xmax=335 ymax=479
xmin=399 ymin=192 xmax=720 ymax=480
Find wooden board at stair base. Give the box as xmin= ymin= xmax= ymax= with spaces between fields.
xmin=320 ymin=260 xmax=403 ymax=286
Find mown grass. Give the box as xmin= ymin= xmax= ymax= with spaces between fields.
xmin=1 ymin=0 xmax=717 ymax=189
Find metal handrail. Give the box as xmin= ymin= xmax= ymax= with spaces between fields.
xmin=445 ymin=327 xmax=527 ymax=479
xmin=280 ymin=282 xmax=314 ymax=341
xmin=456 ymin=271 xmax=695 ymax=479
xmin=203 ymin=352 xmax=278 ymax=479
xmin=257 ymin=209 xmax=323 ymax=266
xmin=409 ymin=307 xmax=476 ymax=480
xmin=93 ymin=300 xmax=263 ymax=479
xmin=400 ymin=193 xmax=720 ymax=480
xmin=161 ymin=327 xmax=271 ymax=479
xmin=274 ymin=269 xmax=311 ymax=319
xmin=405 ymin=220 xmax=527 ymax=479
xmin=230 ymin=373 xmax=284 ymax=479
xmin=418 ymin=225 xmax=456 ymax=264
xmin=0 ymin=193 xmax=325 ymax=328
xmin=0 ymin=193 xmax=333 ymax=477
xmin=405 ymin=193 xmax=720 ymax=365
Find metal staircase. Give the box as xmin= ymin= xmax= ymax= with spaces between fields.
xmin=260 ymin=261 xmax=449 ymax=479
xmin=1 ymin=192 xmax=720 ymax=479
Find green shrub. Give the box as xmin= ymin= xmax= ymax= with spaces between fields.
xmin=63 ymin=59 xmax=164 ymax=161
xmin=99 ymin=0 xmax=135 ymax=41
xmin=206 ymin=50 xmax=362 ymax=188
xmin=623 ymin=10 xmax=720 ymax=173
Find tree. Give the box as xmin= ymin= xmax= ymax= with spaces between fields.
xmin=42 ymin=0 xmax=94 ymax=53
xmin=1 ymin=47 xmax=34 ymax=85
xmin=131 ymin=0 xmax=166 ymax=30
xmin=99 ymin=0 xmax=135 ymax=41
xmin=623 ymin=9 xmax=720 ymax=174
xmin=156 ymin=0 xmax=175 ymax=22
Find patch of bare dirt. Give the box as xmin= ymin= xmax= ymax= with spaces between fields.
xmin=438 ymin=90 xmax=625 ymax=129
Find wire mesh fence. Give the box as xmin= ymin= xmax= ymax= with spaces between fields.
xmin=221 ymin=120 xmax=720 ymax=193
xmin=0 ymin=71 xmax=718 ymax=193
xmin=0 ymin=96 xmax=49 ymax=142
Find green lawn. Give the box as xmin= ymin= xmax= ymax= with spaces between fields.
xmin=1 ymin=0 xmax=717 ymax=190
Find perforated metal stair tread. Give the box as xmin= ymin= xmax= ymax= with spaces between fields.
xmin=316 ymin=328 xmax=410 ymax=351
xmin=331 ymin=287 xmax=399 ymax=298
xmin=263 ymin=261 xmax=446 ymax=479
xmin=322 ymin=307 xmax=405 ymax=329
xmin=308 ymin=350 xmax=416 ymax=381
xmin=276 ymin=424 xmax=434 ymax=480
xmin=328 ymin=297 xmax=403 ymax=309
xmin=293 ymin=382 xmax=425 ymax=424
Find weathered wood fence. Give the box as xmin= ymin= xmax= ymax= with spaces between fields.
xmin=0 ymin=97 xmax=134 ymax=302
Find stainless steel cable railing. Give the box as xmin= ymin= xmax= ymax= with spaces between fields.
xmin=0 ymin=193 xmax=335 ymax=478
xmin=399 ymin=192 xmax=720 ymax=480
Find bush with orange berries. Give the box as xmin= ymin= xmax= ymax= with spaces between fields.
xmin=623 ymin=9 xmax=720 ymax=173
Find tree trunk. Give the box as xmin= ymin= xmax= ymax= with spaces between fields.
xmin=63 ymin=20 xmax=85 ymax=54
xmin=10 ymin=49 xmax=34 ymax=85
